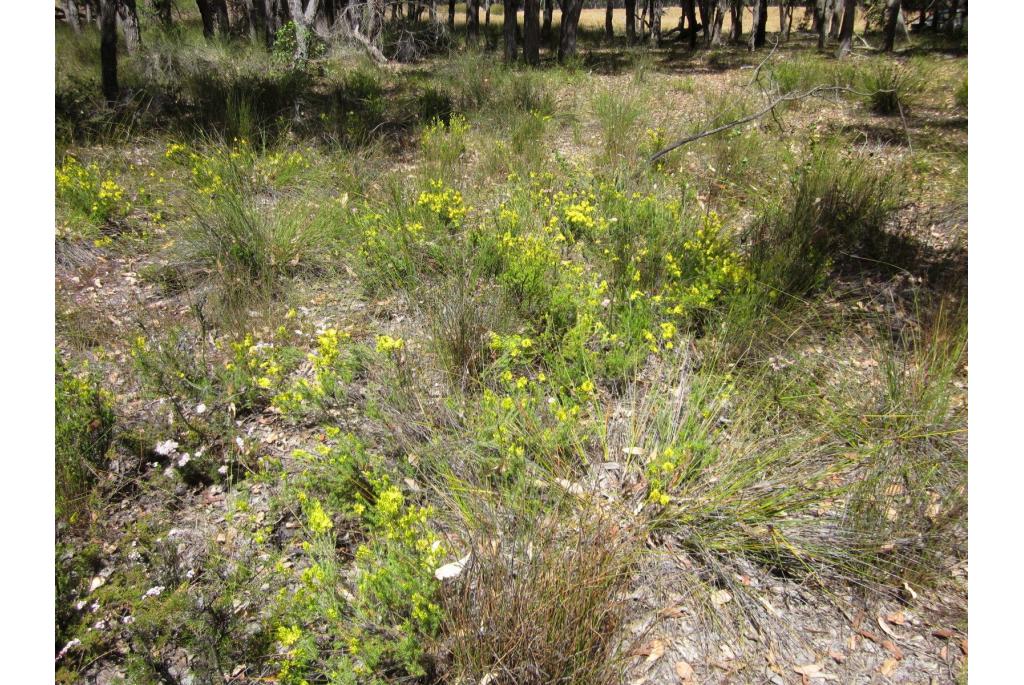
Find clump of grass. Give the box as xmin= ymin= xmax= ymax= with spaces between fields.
xmin=441 ymin=491 xmax=637 ymax=685
xmin=954 ymin=75 xmax=967 ymax=110
xmin=56 ymin=356 xmax=115 ymax=524
xmin=592 ymin=88 xmax=644 ymax=165
xmin=860 ymin=61 xmax=924 ymax=116
xmin=420 ymin=114 xmax=470 ymax=183
xmin=747 ymin=143 xmax=903 ymax=295
xmin=426 ymin=269 xmax=513 ymax=390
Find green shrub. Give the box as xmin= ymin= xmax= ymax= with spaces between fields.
xmin=954 ymin=76 xmax=967 ymax=110
xmin=55 ymin=157 xmax=130 ymax=239
xmin=55 ymin=357 xmax=115 ymax=523
xmin=748 ymin=145 xmax=903 ymax=294
xmin=860 ymin=61 xmax=923 ymax=116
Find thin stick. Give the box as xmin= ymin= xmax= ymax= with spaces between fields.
xmin=647 ymin=85 xmax=896 ymax=165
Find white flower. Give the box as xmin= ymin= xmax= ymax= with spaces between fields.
xmin=143 ymin=585 xmax=165 ymax=599
xmin=155 ymin=439 xmax=179 ymax=456
xmin=218 ymin=464 xmax=229 ymax=475
xmin=195 ymin=403 xmax=207 ymax=414
xmin=177 ymin=453 xmax=191 ymax=468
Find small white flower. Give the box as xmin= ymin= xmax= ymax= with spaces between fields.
xmin=177 ymin=453 xmax=191 ymax=468
xmin=122 ymin=615 xmax=135 ymax=625
xmin=155 ymin=440 xmax=179 ymax=456
xmin=195 ymin=403 xmax=207 ymax=414
xmin=143 ymin=585 xmax=165 ymax=599
xmin=235 ymin=437 xmax=245 ymax=451
xmin=218 ymin=464 xmax=229 ymax=475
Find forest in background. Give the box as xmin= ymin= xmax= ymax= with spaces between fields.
xmin=56 ymin=1 xmax=967 ymax=683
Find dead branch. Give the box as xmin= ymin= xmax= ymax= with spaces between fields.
xmin=647 ymin=85 xmax=903 ymax=165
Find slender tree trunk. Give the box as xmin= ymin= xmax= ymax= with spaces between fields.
xmin=557 ymin=0 xmax=584 ymax=61
xmin=449 ymin=0 xmax=456 ymax=28
xmin=248 ymin=0 xmax=270 ymax=44
xmin=211 ymin=0 xmax=231 ymax=35
xmin=709 ymin=0 xmax=725 ymax=45
xmin=605 ymin=0 xmax=614 ymax=41
xmin=651 ymin=0 xmax=662 ymax=45
xmin=625 ymin=0 xmax=636 ymax=43
xmin=485 ymin=0 xmax=491 ymax=27
xmin=429 ymin=0 xmax=438 ymax=22
xmin=682 ymin=0 xmax=697 ymax=47
xmin=524 ymin=0 xmax=540 ymax=63
xmin=728 ymin=0 xmax=741 ymax=43
xmin=153 ymin=0 xmax=174 ymax=28
xmin=100 ymin=0 xmax=118 ymax=103
xmin=65 ymin=0 xmax=82 ymax=32
xmin=836 ymin=0 xmax=854 ymax=57
xmin=780 ymin=0 xmax=793 ymax=41
xmin=117 ymin=0 xmax=142 ymax=53
xmin=749 ymin=0 xmax=766 ymax=48
xmin=503 ymin=0 xmax=517 ymax=60
xmin=882 ymin=0 xmax=901 ymax=51
xmin=467 ymin=0 xmax=480 ymax=42
xmin=197 ymin=0 xmax=216 ymax=37
xmin=816 ymin=0 xmax=828 ymax=48
xmin=829 ymin=0 xmax=842 ymax=38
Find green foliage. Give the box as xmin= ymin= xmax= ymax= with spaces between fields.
xmin=55 ymin=157 xmax=130 ymax=239
xmin=860 ymin=61 xmax=924 ymax=116
xmin=56 ymin=357 xmax=115 ymax=524
xmin=748 ymin=144 xmax=903 ymax=295
xmin=955 ymin=75 xmax=968 ymax=110
xmin=272 ymin=328 xmax=366 ymax=417
xmin=272 ymin=21 xmax=328 ymax=62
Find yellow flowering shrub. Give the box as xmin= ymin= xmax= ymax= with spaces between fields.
xmin=55 ymin=157 xmax=130 ymax=237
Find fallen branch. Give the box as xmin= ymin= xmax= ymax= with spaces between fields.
xmin=647 ymin=84 xmax=903 ymax=164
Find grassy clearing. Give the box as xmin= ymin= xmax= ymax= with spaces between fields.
xmin=55 ymin=12 xmax=967 ymax=684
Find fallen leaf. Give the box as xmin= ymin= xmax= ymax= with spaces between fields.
xmin=643 ymin=640 xmax=665 ymax=668
xmin=674 ymin=660 xmax=695 ymax=682
xmin=879 ymin=657 xmax=898 ymax=676
xmin=931 ymin=628 xmax=954 ymax=639
xmin=959 ymin=638 xmax=968 ymax=656
xmin=881 ymin=640 xmax=904 ymax=660
xmin=828 ymin=650 xmax=845 ymax=664
xmin=659 ymin=604 xmax=685 ymax=618
xmin=877 ymin=615 xmax=899 ymax=638
xmin=434 ymin=553 xmax=471 ymax=581
xmin=885 ymin=611 xmax=905 ymax=625
xmin=710 ymin=589 xmax=732 ymax=606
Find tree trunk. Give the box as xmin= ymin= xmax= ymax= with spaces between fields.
xmin=605 ymin=0 xmax=613 ymax=41
xmin=503 ymin=0 xmax=517 ymax=60
xmin=709 ymin=0 xmax=725 ymax=46
xmin=65 ymin=0 xmax=82 ymax=32
xmin=524 ymin=0 xmax=540 ymax=63
xmin=882 ymin=0 xmax=900 ymax=51
xmin=836 ymin=0 xmax=854 ymax=57
xmin=829 ymin=0 xmax=842 ymax=38
xmin=749 ymin=0 xmax=766 ymax=49
xmin=625 ymin=0 xmax=636 ymax=43
xmin=485 ymin=0 xmax=492 ymax=27
xmin=152 ymin=0 xmax=174 ymax=28
xmin=197 ymin=0 xmax=216 ymax=36
xmin=467 ymin=0 xmax=480 ymax=42
xmin=100 ymin=0 xmax=118 ymax=103
xmin=248 ymin=0 xmax=271 ymax=45
xmin=117 ymin=0 xmax=142 ymax=53
xmin=682 ymin=0 xmax=697 ymax=47
xmin=449 ymin=0 xmax=456 ymax=28
xmin=728 ymin=0 xmax=741 ymax=43
xmin=816 ymin=0 xmax=828 ymax=48
xmin=557 ymin=0 xmax=584 ymax=61
xmin=650 ymin=0 xmax=662 ymax=45
xmin=211 ymin=0 xmax=231 ymax=35
xmin=780 ymin=0 xmax=793 ymax=42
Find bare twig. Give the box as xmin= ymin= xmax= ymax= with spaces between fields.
xmin=648 ymin=85 xmax=897 ymax=165
xmin=748 ymin=36 xmax=781 ymax=87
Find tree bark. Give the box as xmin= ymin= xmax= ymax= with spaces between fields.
xmin=749 ymin=0 xmax=766 ymax=49
xmin=100 ymin=0 xmax=119 ymax=103
xmin=503 ymin=0 xmax=518 ymax=61
xmin=625 ymin=0 xmax=637 ymax=43
xmin=197 ymin=0 xmax=216 ymax=37
xmin=816 ymin=0 xmax=828 ymax=49
xmin=882 ymin=0 xmax=901 ymax=51
xmin=709 ymin=0 xmax=725 ymax=46
xmin=65 ymin=0 xmax=82 ymax=32
xmin=728 ymin=0 xmax=741 ymax=43
xmin=557 ymin=0 xmax=584 ymax=61
xmin=605 ymin=0 xmax=614 ymax=41
xmin=836 ymin=0 xmax=854 ymax=57
xmin=524 ymin=0 xmax=540 ymax=63
xmin=152 ymin=0 xmax=174 ymax=28
xmin=467 ymin=0 xmax=480 ymax=42
xmin=211 ymin=0 xmax=231 ymax=35
xmin=682 ymin=0 xmax=697 ymax=48
xmin=117 ymin=0 xmax=142 ymax=53
xmin=780 ymin=0 xmax=793 ymax=42
xmin=829 ymin=0 xmax=842 ymax=38
xmin=650 ymin=0 xmax=662 ymax=45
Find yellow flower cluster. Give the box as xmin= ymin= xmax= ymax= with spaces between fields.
xmin=416 ymin=179 xmax=468 ymax=226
